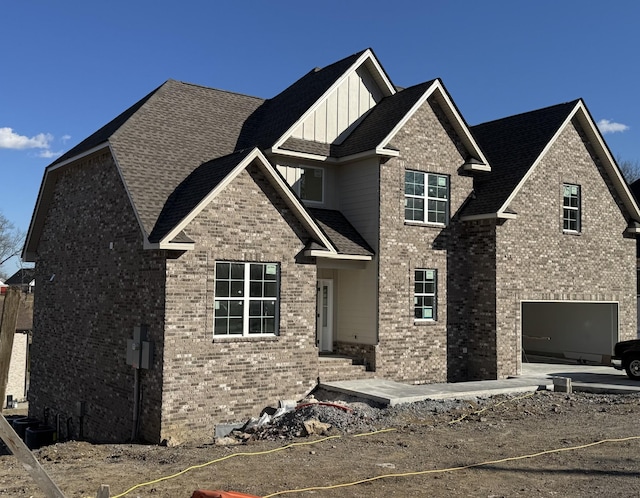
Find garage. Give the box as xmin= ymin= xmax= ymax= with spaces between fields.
xmin=522 ymin=301 xmax=618 ymax=363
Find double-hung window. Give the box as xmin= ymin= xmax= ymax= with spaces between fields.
xmin=405 ymin=171 xmax=449 ymax=225
xmin=414 ymin=269 xmax=437 ymax=321
xmin=214 ymin=262 xmax=279 ymax=336
xmin=563 ymin=184 xmax=581 ymax=232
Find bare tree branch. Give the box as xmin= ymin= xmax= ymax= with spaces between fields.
xmin=616 ymin=155 xmax=640 ymax=184
xmin=0 ymin=213 xmax=25 ymax=277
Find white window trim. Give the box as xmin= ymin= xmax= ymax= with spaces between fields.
xmin=562 ymin=183 xmax=581 ymax=233
xmin=414 ymin=268 xmax=437 ymax=322
xmin=214 ymin=262 xmax=280 ymax=337
xmin=404 ymin=171 xmax=449 ymax=226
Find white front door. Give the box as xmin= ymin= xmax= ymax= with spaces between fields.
xmin=317 ymin=279 xmax=334 ymax=352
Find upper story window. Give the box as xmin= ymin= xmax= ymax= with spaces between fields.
xmin=214 ymin=262 xmax=280 ymax=337
xmin=563 ymin=184 xmax=581 ymax=232
xmin=299 ymin=166 xmax=324 ymax=203
xmin=405 ymin=171 xmax=449 ymax=225
xmin=414 ymin=269 xmax=437 ymax=321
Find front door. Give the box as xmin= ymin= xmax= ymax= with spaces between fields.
xmin=317 ymin=279 xmax=334 ymax=352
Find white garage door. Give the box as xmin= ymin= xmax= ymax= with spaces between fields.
xmin=522 ymin=301 xmax=618 ymax=363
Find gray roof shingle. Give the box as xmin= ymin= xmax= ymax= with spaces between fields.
xmin=308 ymin=208 xmax=374 ymax=256
xmin=463 ymin=100 xmax=579 ymax=217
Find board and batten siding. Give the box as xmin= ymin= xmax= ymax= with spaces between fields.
xmin=292 ymin=66 xmax=384 ymax=144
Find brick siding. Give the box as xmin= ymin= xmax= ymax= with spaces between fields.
xmin=376 ymin=97 xmax=473 ymax=383
xmin=29 ymin=151 xmax=167 ymax=442
xmin=161 ymin=162 xmax=318 ymax=443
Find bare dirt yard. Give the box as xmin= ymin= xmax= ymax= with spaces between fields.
xmin=2 ymin=389 xmax=640 ymax=498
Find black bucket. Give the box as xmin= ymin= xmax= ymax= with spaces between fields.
xmin=25 ymin=426 xmax=56 ymax=450
xmin=3 ymin=415 xmax=24 ymax=427
xmin=12 ymin=417 xmax=40 ymax=440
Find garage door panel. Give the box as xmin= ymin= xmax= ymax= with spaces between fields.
xmin=522 ymin=302 xmax=617 ymax=360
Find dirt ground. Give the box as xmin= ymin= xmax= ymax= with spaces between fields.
xmin=2 ymin=390 xmax=640 ymax=498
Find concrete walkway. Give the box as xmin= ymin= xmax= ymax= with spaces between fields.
xmin=319 ymin=362 xmax=640 ymax=406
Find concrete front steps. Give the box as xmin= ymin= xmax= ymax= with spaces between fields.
xmin=318 ymin=354 xmax=375 ymax=382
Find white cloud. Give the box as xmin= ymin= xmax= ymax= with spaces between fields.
xmin=597 ymin=119 xmax=629 ymax=134
xmin=38 ymin=149 xmax=62 ymax=159
xmin=0 ymin=127 xmax=53 ymax=149
xmin=61 ymin=134 xmax=71 ymax=144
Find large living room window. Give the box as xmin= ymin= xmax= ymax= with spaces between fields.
xmin=405 ymin=171 xmax=449 ymax=225
xmin=414 ymin=269 xmax=437 ymax=321
xmin=563 ymin=183 xmax=581 ymax=232
xmin=214 ymin=262 xmax=279 ymax=336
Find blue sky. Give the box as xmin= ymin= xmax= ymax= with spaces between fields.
xmin=1 ymin=0 xmax=639 ymax=275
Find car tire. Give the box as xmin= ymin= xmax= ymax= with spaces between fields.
xmin=624 ymin=354 xmax=640 ymax=380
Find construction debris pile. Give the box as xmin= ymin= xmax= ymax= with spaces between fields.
xmin=216 ymin=394 xmax=384 ymax=444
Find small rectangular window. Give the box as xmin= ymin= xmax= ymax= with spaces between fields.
xmin=214 ymin=262 xmax=280 ymax=336
xmin=299 ymin=167 xmax=323 ymax=202
xmin=405 ymin=171 xmax=449 ymax=225
xmin=414 ymin=269 xmax=437 ymax=321
xmin=563 ymin=184 xmax=581 ymax=232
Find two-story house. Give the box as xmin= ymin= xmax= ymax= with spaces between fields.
xmin=23 ymin=49 xmax=639 ymax=443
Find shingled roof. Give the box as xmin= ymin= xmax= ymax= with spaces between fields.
xmin=307 ymin=208 xmax=374 ymax=257
xmin=237 ymin=50 xmax=370 ymax=151
xmin=462 ymin=101 xmax=580 ymax=217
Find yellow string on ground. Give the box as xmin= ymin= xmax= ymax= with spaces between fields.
xmin=110 ymin=435 xmax=342 ymax=498
xmin=448 ymin=390 xmax=536 ymax=425
xmin=105 ymin=391 xmax=586 ymax=498
xmin=262 ymin=435 xmax=640 ymax=497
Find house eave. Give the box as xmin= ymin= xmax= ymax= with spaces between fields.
xmin=265 ymin=146 xmax=399 ymax=164
xmin=144 ymin=240 xmax=195 ymax=251
xmin=304 ymin=250 xmax=372 ymax=261
xmin=461 ymin=212 xmax=518 ymax=222
xmin=463 ymin=162 xmax=491 ymax=172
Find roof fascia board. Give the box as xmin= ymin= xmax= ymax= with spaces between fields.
xmin=377 ymin=81 xmax=490 ymax=168
xmin=144 ymin=240 xmax=195 ymax=251
xmin=431 ymin=83 xmax=491 ymax=168
xmin=304 ymin=250 xmax=372 ymax=261
xmin=48 ymin=143 xmax=110 ymax=172
xmin=266 ymin=148 xmax=337 ymax=163
xmin=495 ymin=105 xmax=581 ymax=216
xmin=266 ymin=147 xmax=399 ymax=164
xmin=272 ymin=49 xmax=396 ymax=151
xmin=573 ymin=101 xmax=640 ymax=221
xmin=377 ymin=81 xmax=439 ymax=151
xmin=159 ymin=148 xmax=338 ymax=253
xmin=460 ymin=212 xmax=518 ymax=222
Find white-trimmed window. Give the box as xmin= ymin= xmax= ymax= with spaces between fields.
xmin=214 ymin=262 xmax=279 ymax=336
xmin=414 ymin=269 xmax=437 ymax=321
xmin=563 ymin=184 xmax=581 ymax=232
xmin=405 ymin=171 xmax=449 ymax=225
xmin=299 ymin=166 xmax=324 ymax=202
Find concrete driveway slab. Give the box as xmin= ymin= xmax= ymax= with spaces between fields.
xmin=320 ymin=362 xmax=640 ymax=406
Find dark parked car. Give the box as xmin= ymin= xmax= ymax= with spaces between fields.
xmin=612 ymin=339 xmax=640 ymax=380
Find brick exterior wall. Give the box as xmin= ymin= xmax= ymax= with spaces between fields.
xmin=30 ymin=151 xmax=167 ymax=443
xmin=449 ymin=219 xmax=498 ymax=381
xmin=376 ymin=98 xmax=473 ymax=383
xmin=161 ymin=162 xmax=318 ymax=443
xmin=492 ymin=120 xmax=637 ymax=378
